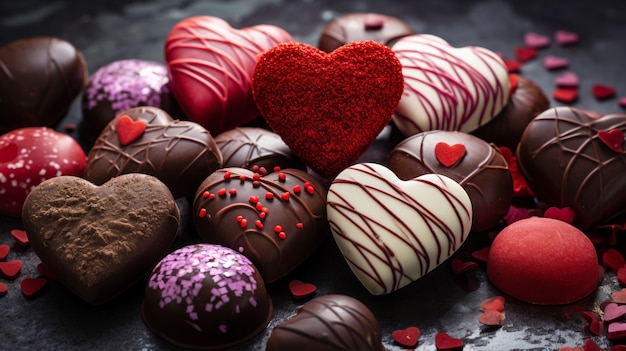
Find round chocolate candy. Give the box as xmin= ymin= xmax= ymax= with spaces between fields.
xmin=142 ymin=243 xmax=272 ymax=350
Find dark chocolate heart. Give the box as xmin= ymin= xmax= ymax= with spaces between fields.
xmin=517 ymin=107 xmax=626 ymax=230
xmin=85 ymin=106 xmax=223 ymax=198
xmin=22 ymin=174 xmax=180 ymax=305
xmin=193 ymin=167 xmax=327 ymax=283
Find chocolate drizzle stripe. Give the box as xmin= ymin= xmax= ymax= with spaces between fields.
xmin=216 ymin=128 xmax=294 ymax=166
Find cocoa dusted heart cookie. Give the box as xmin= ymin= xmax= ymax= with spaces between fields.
xmin=85 ymin=106 xmax=223 ymax=198
xmin=517 ymin=106 xmax=626 ymax=231
xmin=22 ymin=173 xmax=180 ymax=305
xmin=193 ymin=167 xmax=327 ymax=283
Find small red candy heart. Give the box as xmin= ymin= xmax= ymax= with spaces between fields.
xmin=603 ymin=248 xmax=626 ymax=273
xmin=435 ymin=142 xmax=466 ymax=167
xmin=478 ymin=310 xmax=505 ymax=326
xmin=604 ymin=302 xmax=626 ymax=322
xmin=435 ymin=332 xmax=464 ymax=351
xmin=480 ymin=296 xmax=505 ymax=312
xmin=503 ymin=205 xmax=531 ymax=225
xmin=524 ymin=32 xmax=550 ymax=49
xmin=593 ymin=84 xmax=616 ymax=100
xmin=450 ymin=258 xmax=478 ymax=275
xmin=0 ymin=282 xmax=7 ymax=296
xmin=515 ymin=46 xmax=538 ymax=62
xmin=115 ymin=114 xmax=147 ymax=146
xmin=391 ymin=326 xmax=420 ymax=348
xmin=555 ymin=30 xmax=579 ymax=46
xmin=555 ymin=71 xmax=579 ymax=88
xmin=582 ymin=311 xmax=601 ymax=336
xmin=552 ymin=88 xmax=578 ymax=103
xmin=0 ymin=244 xmax=9 ymax=260
xmin=0 ymin=260 xmax=23 ymax=279
xmin=10 ymin=229 xmax=29 ymax=247
xmin=471 ymin=247 xmax=490 ymax=263
xmin=20 ymin=277 xmax=47 ymax=297
xmin=598 ymin=129 xmax=624 ymax=153
xmin=543 ymin=206 xmax=575 ymax=224
xmin=288 ymin=280 xmax=317 ymax=299
xmin=611 ymin=345 xmax=626 ymax=351
xmin=618 ymin=267 xmax=626 ymax=286
xmin=583 ymin=338 xmax=604 ymax=351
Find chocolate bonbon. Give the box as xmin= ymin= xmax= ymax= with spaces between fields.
xmin=327 ymin=163 xmax=472 ymax=295
xmin=85 ymin=106 xmax=223 ymax=198
xmin=0 ymin=36 xmax=87 ymax=132
xmin=22 ymin=174 xmax=180 ymax=305
xmin=142 ymin=244 xmax=272 ymax=350
xmin=193 ymin=167 xmax=328 ymax=283
xmin=266 ymin=294 xmax=384 ymax=351
xmin=387 ymin=130 xmax=513 ymax=232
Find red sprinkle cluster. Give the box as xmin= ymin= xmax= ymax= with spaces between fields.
xmin=0 ymin=229 xmax=51 ymax=298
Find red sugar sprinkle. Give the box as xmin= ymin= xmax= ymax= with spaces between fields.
xmin=266 ymin=192 xmax=274 ymax=200
xmin=240 ymin=175 xmax=246 ymax=182
xmin=274 ymin=225 xmax=283 ymax=233
xmin=306 ymin=186 xmax=315 ymax=195
xmin=583 ymin=338 xmax=603 ymax=351
xmin=64 ymin=123 xmax=77 ymax=132
xmin=450 ymin=258 xmax=478 ymax=275
xmin=217 ymin=188 xmax=227 ymax=196
xmin=434 ymin=332 xmax=464 ymax=350
xmin=252 ymin=181 xmax=261 ymax=188
xmin=281 ymin=192 xmax=290 ymax=201
xmin=255 ymin=220 xmax=264 ymax=229
xmin=223 ymin=171 xmax=231 ymax=180
xmin=209 ymin=193 xmax=215 ymax=200
xmin=256 ymin=202 xmax=263 ymax=211
xmin=304 ymin=181 xmax=311 ymax=188
xmin=10 ymin=229 xmax=29 ymax=247
xmin=471 ymin=247 xmax=490 ymax=263
xmin=202 ymin=191 xmax=210 ymax=198
xmin=278 ymin=232 xmax=287 ymax=239
xmin=259 ymin=212 xmax=267 ymax=219
xmin=278 ymin=172 xmax=286 ymax=182
xmin=229 ymin=188 xmax=237 ymax=195
xmin=237 ymin=215 xmax=243 ymax=222
xmin=288 ymin=279 xmax=317 ymax=298
xmin=253 ymin=173 xmax=261 ymax=181
xmin=293 ymin=185 xmax=301 ymax=193
xmin=198 ymin=208 xmax=207 ymax=218
xmin=240 ymin=218 xmax=248 ymax=228
xmin=274 ymin=166 xmax=281 ymax=172
xmin=259 ymin=167 xmax=268 ymax=175
xmin=515 ymin=46 xmax=538 ymax=62
xmin=480 ymin=296 xmax=505 ymax=312
xmin=553 ymin=88 xmax=578 ymax=103
xmin=251 ymin=165 xmax=259 ymax=172
xmin=478 ymin=310 xmax=505 ymax=326
xmin=262 ymin=207 xmax=269 ymax=213
xmin=0 ymin=282 xmax=7 ymax=296
xmin=612 ymin=288 xmax=626 ymax=304
xmin=503 ymin=58 xmax=521 ymax=73
xmin=296 ymin=222 xmax=304 ymax=229
xmin=249 ymin=196 xmax=259 ymax=204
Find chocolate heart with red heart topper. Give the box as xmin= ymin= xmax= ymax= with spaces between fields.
xmin=165 ymin=16 xmax=293 ymax=135
xmin=253 ymin=41 xmax=403 ymax=178
xmin=517 ymin=107 xmax=626 ymax=230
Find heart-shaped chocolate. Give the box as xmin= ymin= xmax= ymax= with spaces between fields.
xmin=252 ymin=41 xmax=404 ymax=178
xmin=85 ymin=106 xmax=223 ymax=198
xmin=327 ymin=163 xmax=472 ymax=295
xmin=391 ymin=34 xmax=509 ymax=136
xmin=517 ymin=107 xmax=626 ymax=230
xmin=0 ymin=36 xmax=87 ymax=132
xmin=22 ymin=174 xmax=180 ymax=305
xmin=193 ymin=167 xmax=327 ymax=283
xmin=165 ymin=16 xmax=293 ymax=134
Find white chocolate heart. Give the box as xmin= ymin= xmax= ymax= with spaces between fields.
xmin=392 ymin=34 xmax=509 ymax=136
xmin=327 ymin=163 xmax=472 ymax=295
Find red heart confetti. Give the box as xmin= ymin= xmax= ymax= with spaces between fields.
xmin=499 ymin=146 xmax=534 ymax=197
xmin=543 ymin=55 xmax=569 ymax=70
xmin=555 ymin=30 xmax=579 ymax=46
xmin=37 ymin=262 xmax=57 ymax=280
xmin=450 ymin=258 xmax=478 ymax=275
xmin=612 ymin=288 xmax=626 ymax=304
xmin=603 ymin=248 xmax=626 ymax=273
xmin=288 ymin=279 xmax=317 ymax=299
xmin=555 ymin=71 xmax=579 ymax=88
xmin=515 ymin=46 xmax=538 ymax=62
xmin=604 ymin=302 xmax=626 ymax=322
xmin=0 ymin=244 xmax=9 ymax=260
xmin=608 ymin=322 xmax=626 ymax=341
xmin=619 ymin=96 xmax=626 ymax=108
xmin=582 ymin=311 xmax=601 ymax=336
xmin=524 ymin=32 xmax=550 ymax=48
xmin=503 ymin=58 xmax=521 ymax=73
xmin=471 ymin=247 xmax=490 ymax=263
xmin=509 ymin=74 xmax=519 ymax=97
xmin=391 ymin=326 xmax=420 ymax=348
xmin=543 ymin=206 xmax=575 ymax=224
xmin=584 ymin=338 xmax=604 ymax=351
xmin=20 ymin=277 xmax=47 ymax=297
xmin=10 ymin=229 xmax=29 ymax=247
xmin=593 ymin=84 xmax=617 ymax=100
xmin=435 ymin=142 xmax=466 ymax=167
xmin=115 ymin=114 xmax=147 ymax=146
xmin=478 ymin=310 xmax=505 ymax=326
xmin=480 ymin=295 xmax=505 ymax=312
xmin=598 ymin=129 xmax=624 ymax=153
xmin=552 ymin=88 xmax=578 ymax=103
xmin=0 ymin=260 xmax=23 ymax=279
xmin=435 ymin=332 xmax=464 ymax=351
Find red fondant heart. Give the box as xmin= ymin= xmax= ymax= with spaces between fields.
xmin=0 ymin=260 xmax=23 ymax=279
xmin=115 ymin=114 xmax=146 ymax=146
xmin=509 ymin=74 xmax=519 ymax=97
xmin=603 ymin=248 xmax=625 ymax=273
xmin=480 ymin=296 xmax=505 ymax=312
xmin=391 ymin=326 xmax=420 ymax=348
xmin=471 ymin=247 xmax=490 ymax=263
xmin=598 ymin=129 xmax=624 ymax=152
xmin=10 ymin=229 xmax=29 ymax=247
xmin=543 ymin=206 xmax=575 ymax=224
xmin=435 ymin=142 xmax=466 ymax=167
xmin=515 ymin=46 xmax=538 ymax=62
xmin=435 ymin=332 xmax=464 ymax=350
xmin=165 ymin=16 xmax=293 ymax=134
xmin=593 ymin=84 xmax=616 ymax=100
xmin=503 ymin=58 xmax=521 ymax=73
xmin=552 ymin=88 xmax=578 ymax=103
xmin=618 ymin=267 xmax=626 ymax=286
xmin=582 ymin=311 xmax=601 ymax=336
xmin=252 ymin=41 xmax=403 ymax=178
xmin=478 ymin=310 xmax=505 ymax=326
xmin=20 ymin=277 xmax=47 ymax=297
xmin=0 ymin=244 xmax=9 ymax=260
xmin=450 ymin=258 xmax=478 ymax=275
xmin=288 ymin=279 xmax=317 ymax=299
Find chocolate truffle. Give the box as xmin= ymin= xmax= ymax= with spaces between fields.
xmin=142 ymin=243 xmax=272 ymax=350
xmin=214 ymin=127 xmax=304 ymax=173
xmin=388 ymin=130 xmax=513 ymax=232
xmin=22 ymin=174 xmax=180 ymax=305
xmin=266 ymin=294 xmax=384 ymax=351
xmin=318 ymin=13 xmax=414 ymax=52
xmin=81 ymin=59 xmax=177 ymax=146
xmin=193 ymin=167 xmax=328 ymax=283
xmin=85 ymin=106 xmax=223 ymax=198
xmin=472 ymin=75 xmax=550 ymax=151
xmin=0 ymin=36 xmax=87 ymax=132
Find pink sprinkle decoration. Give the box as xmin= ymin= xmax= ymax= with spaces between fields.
xmin=555 ymin=72 xmax=579 ymax=87
xmin=543 ymin=55 xmax=569 ymax=70
xmin=555 ymin=29 xmax=579 ymax=46
xmin=524 ymin=32 xmax=550 ymax=48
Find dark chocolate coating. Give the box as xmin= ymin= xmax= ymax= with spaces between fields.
xmin=214 ymin=127 xmax=305 ymax=172
xmin=266 ymin=294 xmax=384 ymax=351
xmin=193 ymin=167 xmax=328 ymax=283
xmin=387 ymin=130 xmax=513 ymax=232
xmin=516 ymin=107 xmax=626 ymax=231
xmin=85 ymin=106 xmax=223 ymax=198
xmin=472 ymin=75 xmax=549 ymax=151
xmin=318 ymin=13 xmax=414 ymax=52
xmin=22 ymin=174 xmax=180 ymax=305
xmin=142 ymin=244 xmax=272 ymax=350
xmin=0 ymin=36 xmax=87 ymax=132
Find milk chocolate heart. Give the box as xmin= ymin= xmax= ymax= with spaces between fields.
xmin=193 ymin=167 xmax=327 ymax=283
xmin=165 ymin=16 xmax=293 ymax=134
xmin=252 ymin=41 xmax=404 ymax=178
xmin=22 ymin=174 xmax=180 ymax=305
xmin=517 ymin=107 xmax=626 ymax=230
xmin=391 ymin=34 xmax=509 ymax=136
xmin=327 ymin=163 xmax=472 ymax=295
xmin=85 ymin=106 xmax=223 ymax=198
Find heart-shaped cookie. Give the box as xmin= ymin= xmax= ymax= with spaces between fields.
xmin=391 ymin=34 xmax=509 ymax=136
xmin=252 ymin=41 xmax=404 ymax=178
xmin=165 ymin=16 xmax=293 ymax=134
xmin=85 ymin=106 xmax=223 ymax=198
xmin=22 ymin=174 xmax=180 ymax=305
xmin=193 ymin=167 xmax=327 ymax=283
xmin=517 ymin=107 xmax=626 ymax=230
xmin=327 ymin=163 xmax=472 ymax=295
